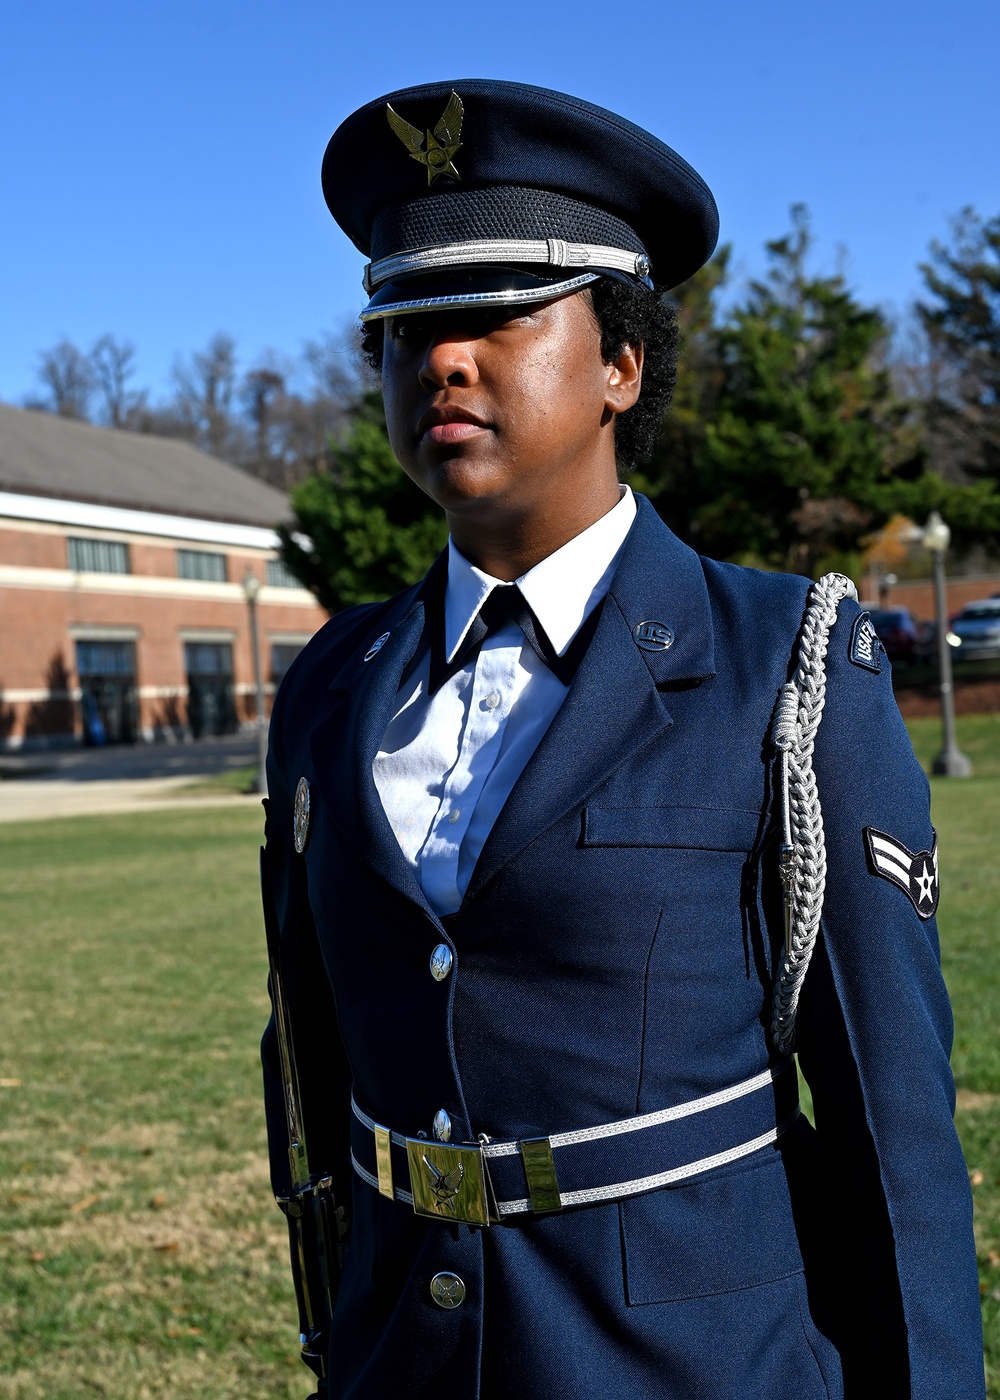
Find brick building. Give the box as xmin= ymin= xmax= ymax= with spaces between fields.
xmin=0 ymin=404 xmax=328 ymax=749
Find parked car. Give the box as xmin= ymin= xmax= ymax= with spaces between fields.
xmin=947 ymin=598 xmax=1000 ymax=662
xmin=865 ymin=607 xmax=924 ymax=665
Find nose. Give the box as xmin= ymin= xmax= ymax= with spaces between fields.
xmin=418 ymin=330 xmax=479 ymax=391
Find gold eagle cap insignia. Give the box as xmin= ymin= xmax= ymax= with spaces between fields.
xmin=386 ymin=91 xmax=464 ymax=185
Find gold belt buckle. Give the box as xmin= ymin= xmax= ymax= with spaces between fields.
xmin=405 ymin=1138 xmax=491 ymax=1227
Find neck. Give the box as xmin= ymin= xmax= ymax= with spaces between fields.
xmin=446 ymin=474 xmax=622 ymax=581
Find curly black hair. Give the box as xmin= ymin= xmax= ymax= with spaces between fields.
xmin=359 ymin=276 xmax=679 ymax=471
xmin=587 ymin=277 xmax=679 ymax=469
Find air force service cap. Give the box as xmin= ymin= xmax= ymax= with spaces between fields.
xmin=322 ymin=78 xmax=719 ymax=321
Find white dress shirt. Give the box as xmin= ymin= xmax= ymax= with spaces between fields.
xmin=373 ymin=487 xmax=637 ymax=915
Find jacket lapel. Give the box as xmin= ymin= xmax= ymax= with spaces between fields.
xmin=307 ymin=580 xmax=438 ymax=915
xmin=463 ymin=496 xmax=716 ymax=904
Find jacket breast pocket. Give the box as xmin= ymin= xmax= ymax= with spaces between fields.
xmin=580 ymin=804 xmax=767 ymax=1007
xmin=581 ymin=804 xmax=763 ymax=852
xmin=620 ymin=1149 xmax=805 ymax=1304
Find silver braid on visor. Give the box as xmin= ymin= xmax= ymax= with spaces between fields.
xmin=363 ymin=238 xmax=653 ymax=295
xmin=359 ymin=273 xmax=602 ymax=323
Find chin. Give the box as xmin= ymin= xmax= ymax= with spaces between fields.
xmin=412 ymin=453 xmax=512 ymax=512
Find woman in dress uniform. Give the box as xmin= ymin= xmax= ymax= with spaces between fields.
xmin=261 ymin=79 xmax=984 ymax=1399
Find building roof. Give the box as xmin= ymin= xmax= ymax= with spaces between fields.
xmin=0 ymin=403 xmax=291 ymax=528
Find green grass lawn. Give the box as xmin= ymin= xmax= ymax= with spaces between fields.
xmin=0 ymin=715 xmax=997 ymax=1395
xmin=920 ymin=718 xmax=1000 ymax=1394
xmin=0 ymin=805 xmax=301 ymax=1399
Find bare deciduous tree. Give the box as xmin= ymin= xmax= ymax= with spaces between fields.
xmin=171 ymin=333 xmax=241 ymax=459
xmin=36 ymin=340 xmax=94 ymax=419
xmin=241 ymin=362 xmax=286 ymax=479
xmin=90 ymin=335 xmax=144 ymax=428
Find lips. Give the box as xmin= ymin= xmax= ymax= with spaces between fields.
xmin=417 ymin=404 xmax=491 ymax=444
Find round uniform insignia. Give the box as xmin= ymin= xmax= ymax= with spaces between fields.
xmin=364 ymin=631 xmax=391 ymax=662
xmin=293 ymin=777 xmax=311 ymax=854
xmin=633 ymin=620 xmax=675 ymax=652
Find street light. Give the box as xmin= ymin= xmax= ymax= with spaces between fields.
xmin=922 ymin=511 xmax=972 ymax=778
xmin=242 ymin=570 xmax=269 ymax=795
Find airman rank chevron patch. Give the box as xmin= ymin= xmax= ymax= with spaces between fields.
xmin=863 ymin=826 xmax=939 ymax=919
xmin=849 ymin=612 xmax=883 ymax=672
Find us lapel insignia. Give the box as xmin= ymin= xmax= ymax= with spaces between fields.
xmin=863 ymin=826 xmax=939 ymax=919
xmin=633 ymin=620 xmax=674 ymax=653
xmin=293 ymin=777 xmax=311 ymax=854
xmin=849 ymin=612 xmax=883 ymax=672
xmin=386 ymin=91 xmax=464 ymax=185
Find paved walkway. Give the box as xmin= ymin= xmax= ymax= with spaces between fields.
xmin=0 ymin=776 xmax=264 ymax=823
xmin=0 ymin=735 xmax=266 ymax=823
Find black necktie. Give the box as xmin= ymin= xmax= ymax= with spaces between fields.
xmin=427 ymin=583 xmax=602 ymax=694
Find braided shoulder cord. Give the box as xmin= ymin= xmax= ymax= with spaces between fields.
xmin=770 ymin=572 xmax=858 ymax=1054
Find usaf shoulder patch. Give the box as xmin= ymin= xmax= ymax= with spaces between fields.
xmin=863 ymin=826 xmax=939 ymax=919
xmin=849 ymin=612 xmax=883 ymax=672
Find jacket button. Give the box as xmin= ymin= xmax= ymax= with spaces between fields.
xmin=429 ymin=1272 xmax=465 ymax=1309
xmin=433 ymin=1108 xmax=452 ymax=1142
xmin=429 ymin=944 xmax=453 ymax=982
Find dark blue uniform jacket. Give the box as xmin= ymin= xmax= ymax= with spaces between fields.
xmin=262 ymin=496 xmax=984 ymax=1398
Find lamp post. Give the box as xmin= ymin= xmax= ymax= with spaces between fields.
xmin=242 ymin=570 xmax=269 ymax=795
xmin=923 ymin=512 xmax=971 ymax=778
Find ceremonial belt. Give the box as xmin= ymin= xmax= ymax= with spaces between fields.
xmin=350 ymin=1062 xmax=798 ymax=1227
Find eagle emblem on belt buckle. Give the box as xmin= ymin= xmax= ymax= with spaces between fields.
xmin=422 ymin=1154 xmax=464 ymax=1210
xmin=406 ymin=1138 xmax=490 ymax=1226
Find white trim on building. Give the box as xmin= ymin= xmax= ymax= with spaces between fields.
xmin=0 ymin=489 xmax=283 ymax=550
xmin=0 ymin=563 xmax=316 ymax=606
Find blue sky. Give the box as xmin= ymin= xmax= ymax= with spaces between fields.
xmin=1 ymin=0 xmax=997 ymax=408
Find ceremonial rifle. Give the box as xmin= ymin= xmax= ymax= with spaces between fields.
xmin=260 ymin=846 xmax=345 ymax=1387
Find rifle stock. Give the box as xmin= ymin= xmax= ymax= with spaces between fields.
xmin=260 ymin=845 xmax=345 ymax=1384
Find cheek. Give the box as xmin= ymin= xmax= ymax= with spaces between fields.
xmin=379 ymin=364 xmax=413 ymax=462
xmin=508 ymin=341 xmax=607 ymax=435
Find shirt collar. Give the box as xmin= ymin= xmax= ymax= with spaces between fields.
xmin=445 ymin=486 xmax=637 ymax=661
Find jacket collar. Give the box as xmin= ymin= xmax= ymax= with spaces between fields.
xmin=444 ymin=486 xmax=637 ymax=661
xmin=610 ymin=492 xmax=715 ymax=688
xmin=306 ymin=563 xmax=445 ymax=922
xmin=463 ymin=494 xmax=715 ymax=904
xmin=305 ymin=495 xmax=715 ymax=915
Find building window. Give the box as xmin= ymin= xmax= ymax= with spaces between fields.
xmin=271 ymin=642 xmax=304 ymax=685
xmin=266 ymin=557 xmax=300 ymax=589
xmin=184 ymin=641 xmax=236 ymax=739
xmin=68 ymin=537 xmax=130 ymax=574
xmin=76 ymin=640 xmax=138 ymax=745
xmin=177 ymin=549 xmax=227 ymax=583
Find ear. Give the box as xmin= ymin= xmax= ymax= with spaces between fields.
xmin=605 ymin=341 xmax=643 ymax=415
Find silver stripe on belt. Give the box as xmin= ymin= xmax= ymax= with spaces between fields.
xmin=350 ymin=1064 xmax=797 ymax=1226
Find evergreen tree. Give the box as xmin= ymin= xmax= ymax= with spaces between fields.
xmin=633 ymin=246 xmax=729 ymax=526
xmin=277 ymin=392 xmax=448 ymax=615
xmin=652 ymin=208 xmax=928 ymax=577
xmin=917 ymin=207 xmax=1000 ymax=494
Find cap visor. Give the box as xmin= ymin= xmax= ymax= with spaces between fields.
xmin=359 ymin=266 xmax=601 ymax=321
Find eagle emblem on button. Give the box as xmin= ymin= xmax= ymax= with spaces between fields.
xmin=293 ymin=777 xmax=311 ymax=854
xmin=633 ymin=620 xmax=674 ymax=652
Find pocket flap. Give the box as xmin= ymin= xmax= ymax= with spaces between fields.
xmin=621 ymin=1150 xmax=804 ymax=1303
xmin=582 ymin=805 xmax=761 ymax=851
